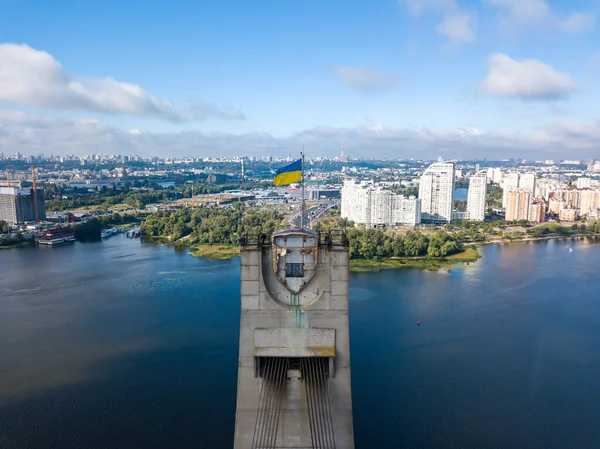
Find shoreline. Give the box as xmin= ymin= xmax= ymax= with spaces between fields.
xmin=463 ymin=232 xmax=599 ymax=247
xmin=2 ymin=232 xmax=597 ymax=270
xmin=0 ymin=241 xmax=34 ymax=250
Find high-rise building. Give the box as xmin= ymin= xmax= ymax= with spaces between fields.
xmin=579 ymin=189 xmax=599 ymax=215
xmin=529 ymin=201 xmax=546 ymax=223
xmin=502 ymin=172 xmax=520 ymax=208
xmin=519 ymin=173 xmax=536 ymax=198
xmin=548 ymin=197 xmax=565 ymax=215
xmin=467 ymin=171 xmax=487 ymax=221
xmin=391 ymin=195 xmax=422 ymax=227
xmin=341 ymin=181 xmax=421 ymax=227
xmin=419 ymin=161 xmax=455 ymax=224
xmin=502 ymin=172 xmax=535 ymax=208
xmin=0 ymin=187 xmax=46 ymax=224
xmin=577 ymin=177 xmax=592 ymax=189
xmin=505 ymin=189 xmax=531 ymax=221
xmin=486 ymin=167 xmax=503 ymax=184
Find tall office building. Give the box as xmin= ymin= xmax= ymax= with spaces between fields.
xmin=467 ymin=171 xmax=487 ymax=221
xmin=418 ymin=161 xmax=455 ymax=224
xmin=505 ymin=190 xmax=531 ymax=221
xmin=341 ymin=181 xmax=421 ymax=227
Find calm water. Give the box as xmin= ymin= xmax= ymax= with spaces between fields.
xmin=1 ymin=237 xmax=600 ymax=448
xmin=454 ymin=187 xmax=468 ymax=201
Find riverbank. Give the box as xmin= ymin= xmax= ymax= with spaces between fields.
xmin=463 ymin=231 xmax=600 ymax=247
xmin=349 ymin=248 xmax=481 ymax=273
xmin=189 ymin=245 xmax=240 ymax=260
xmin=0 ymin=241 xmax=34 ymax=250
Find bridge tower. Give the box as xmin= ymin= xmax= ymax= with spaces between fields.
xmin=234 ymin=229 xmax=354 ymax=448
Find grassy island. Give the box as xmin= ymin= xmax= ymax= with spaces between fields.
xmin=189 ymin=245 xmax=240 ymax=260
xmin=349 ymin=248 xmax=480 ymax=273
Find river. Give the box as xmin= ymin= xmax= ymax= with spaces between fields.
xmin=1 ymin=237 xmax=599 ymax=448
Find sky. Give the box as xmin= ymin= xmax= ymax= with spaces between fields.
xmin=0 ymin=0 xmax=599 ymax=160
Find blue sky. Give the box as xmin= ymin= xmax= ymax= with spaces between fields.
xmin=0 ymin=0 xmax=599 ymax=159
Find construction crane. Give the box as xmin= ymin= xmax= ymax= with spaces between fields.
xmin=5 ymin=170 xmax=10 ymax=187
xmin=31 ymin=166 xmax=39 ymax=222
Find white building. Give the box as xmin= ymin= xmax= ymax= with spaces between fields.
xmin=519 ymin=173 xmax=536 ymax=198
xmin=341 ymin=180 xmax=421 ymax=227
xmin=467 ymin=171 xmax=487 ymax=221
xmin=486 ymin=167 xmax=503 ymax=184
xmin=418 ymin=161 xmax=455 ymax=224
xmin=502 ymin=172 xmax=535 ymax=207
xmin=391 ymin=195 xmax=422 ymax=227
xmin=502 ymin=172 xmax=520 ymax=208
xmin=577 ymin=177 xmax=592 ymax=189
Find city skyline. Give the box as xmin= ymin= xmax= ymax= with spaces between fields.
xmin=1 ymin=0 xmax=600 ymax=158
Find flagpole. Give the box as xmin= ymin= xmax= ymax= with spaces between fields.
xmin=301 ymin=149 xmax=305 ymax=230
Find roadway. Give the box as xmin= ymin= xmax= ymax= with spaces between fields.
xmin=289 ymin=201 xmax=339 ymax=229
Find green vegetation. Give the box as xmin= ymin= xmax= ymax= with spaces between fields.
xmin=486 ymin=183 xmax=503 ymax=210
xmin=73 ymin=213 xmax=139 ymax=242
xmin=189 ymin=245 xmax=240 ymax=260
xmin=315 ymin=218 xmax=460 ymax=259
xmin=0 ymin=221 xmax=28 ymax=248
xmin=45 ymin=181 xmax=267 ymax=212
xmin=349 ymin=248 xmax=480 ymax=273
xmin=140 ymin=205 xmax=285 ymax=245
xmin=526 ymin=223 xmax=571 ymax=237
xmin=73 ymin=218 xmax=103 ymax=242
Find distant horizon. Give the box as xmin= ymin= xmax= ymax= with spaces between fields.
xmin=0 ymin=151 xmax=595 ymax=166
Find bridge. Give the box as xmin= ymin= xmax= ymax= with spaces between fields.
xmin=234 ymin=229 xmax=354 ymax=448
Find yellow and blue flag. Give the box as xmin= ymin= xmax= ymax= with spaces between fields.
xmin=273 ymin=159 xmax=302 ymax=186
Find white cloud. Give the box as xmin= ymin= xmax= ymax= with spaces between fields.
xmin=398 ymin=0 xmax=477 ymax=45
xmin=0 ymin=43 xmax=244 ymax=122
xmin=183 ymin=101 xmax=245 ymax=120
xmin=485 ymin=0 xmax=595 ymax=33
xmin=0 ymin=109 xmax=62 ymax=128
xmin=559 ymin=12 xmax=595 ymax=33
xmin=437 ymin=11 xmax=476 ymax=44
xmin=1 ymin=109 xmax=599 ymax=159
xmin=482 ymin=53 xmax=577 ymax=101
xmin=331 ymin=66 xmax=400 ymax=92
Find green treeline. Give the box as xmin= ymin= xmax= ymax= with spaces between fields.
xmin=140 ymin=206 xmax=285 ymax=245
xmin=73 ymin=213 xmax=140 ymax=242
xmin=73 ymin=219 xmax=104 ymax=242
xmin=141 ymin=210 xmax=460 ymax=260
xmin=526 ymin=221 xmax=600 ymax=237
xmin=313 ymin=218 xmax=458 ymax=260
xmin=0 ymin=220 xmax=10 ymax=234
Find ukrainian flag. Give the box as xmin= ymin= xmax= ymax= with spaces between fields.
xmin=273 ymin=159 xmax=302 ymax=186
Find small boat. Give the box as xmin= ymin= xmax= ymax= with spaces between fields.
xmin=101 ymin=228 xmax=118 ymax=239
